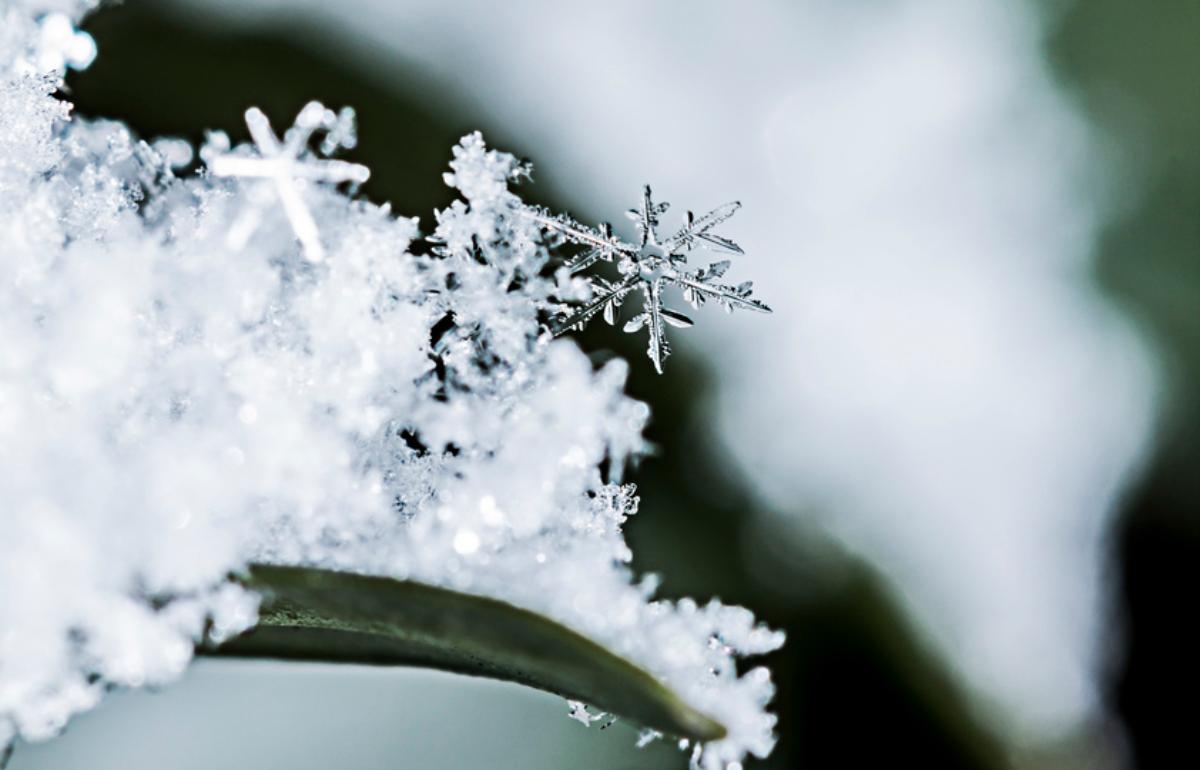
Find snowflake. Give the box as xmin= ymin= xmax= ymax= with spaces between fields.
xmin=566 ymin=700 xmax=604 ymax=726
xmin=529 ymin=186 xmax=772 ymax=373
xmin=208 ymin=101 xmax=370 ymax=262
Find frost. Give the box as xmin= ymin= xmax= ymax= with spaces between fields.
xmin=529 ymin=185 xmax=772 ymax=373
xmin=0 ymin=5 xmax=781 ymax=769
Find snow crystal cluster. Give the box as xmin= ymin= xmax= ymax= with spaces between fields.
xmin=0 ymin=2 xmax=781 ymax=767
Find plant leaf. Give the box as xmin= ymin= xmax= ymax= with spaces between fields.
xmin=206 ymin=564 xmax=726 ymax=742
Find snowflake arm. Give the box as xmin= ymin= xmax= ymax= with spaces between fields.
xmin=271 ymin=167 xmax=324 ymax=261
xmin=626 ymin=184 xmax=669 ymax=247
xmin=209 ymin=103 xmax=370 ymax=262
xmin=677 ymin=263 xmax=772 ymax=314
xmin=665 ymin=201 xmax=744 ymax=255
xmin=524 ymin=209 xmax=635 ymax=273
xmin=623 ymin=279 xmax=696 ymax=373
xmin=551 ymin=273 xmax=640 ymax=334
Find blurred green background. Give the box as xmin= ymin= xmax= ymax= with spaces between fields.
xmin=16 ymin=2 xmax=1195 ymax=768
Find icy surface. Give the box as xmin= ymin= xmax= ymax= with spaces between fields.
xmin=0 ymin=4 xmax=780 ymax=767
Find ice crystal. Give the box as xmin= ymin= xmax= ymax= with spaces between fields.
xmin=566 ymin=700 xmax=604 ymax=726
xmin=636 ymin=728 xmax=663 ymax=748
xmin=529 ymin=185 xmax=772 ymax=372
xmin=0 ymin=4 xmax=781 ymax=769
xmin=208 ymin=102 xmax=370 ymax=262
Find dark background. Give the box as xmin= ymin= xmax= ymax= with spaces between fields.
xmin=64 ymin=2 xmax=1198 ymax=767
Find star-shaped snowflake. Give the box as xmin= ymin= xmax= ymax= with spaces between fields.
xmin=529 ymin=186 xmax=772 ymax=373
xmin=209 ymin=102 xmax=369 ymax=262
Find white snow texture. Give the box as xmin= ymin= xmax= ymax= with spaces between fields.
xmin=0 ymin=3 xmax=782 ymax=767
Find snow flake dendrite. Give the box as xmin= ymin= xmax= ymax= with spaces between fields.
xmin=529 ymin=186 xmax=772 ymax=373
xmin=208 ymin=101 xmax=369 ymax=262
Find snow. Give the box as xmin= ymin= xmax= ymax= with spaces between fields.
xmin=0 ymin=4 xmax=781 ymax=768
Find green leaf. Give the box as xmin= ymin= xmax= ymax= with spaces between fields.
xmin=205 ymin=564 xmax=726 ymax=742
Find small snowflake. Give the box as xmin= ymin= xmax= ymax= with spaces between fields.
xmin=208 ymin=102 xmax=370 ymax=262
xmin=636 ymin=728 xmax=663 ymax=748
xmin=529 ymin=186 xmax=771 ymax=373
xmin=566 ymin=700 xmax=606 ymax=726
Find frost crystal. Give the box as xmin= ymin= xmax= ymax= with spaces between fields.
xmin=0 ymin=5 xmax=781 ymax=769
xmin=530 ymin=186 xmax=772 ymax=372
xmin=209 ymin=102 xmax=370 ymax=262
xmin=567 ymin=700 xmax=605 ymax=726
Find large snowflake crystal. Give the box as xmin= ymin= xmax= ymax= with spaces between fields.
xmin=530 ymin=186 xmax=772 ymax=373
xmin=208 ymin=101 xmax=369 ymax=262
